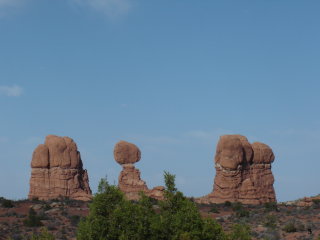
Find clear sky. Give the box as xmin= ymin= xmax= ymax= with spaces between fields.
xmin=0 ymin=0 xmax=319 ymax=202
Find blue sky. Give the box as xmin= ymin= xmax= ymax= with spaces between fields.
xmin=0 ymin=0 xmax=320 ymax=202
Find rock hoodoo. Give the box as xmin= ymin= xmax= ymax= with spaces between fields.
xmin=198 ymin=135 xmax=276 ymax=204
xmin=28 ymin=135 xmax=92 ymax=201
xmin=114 ymin=140 xmax=164 ymax=200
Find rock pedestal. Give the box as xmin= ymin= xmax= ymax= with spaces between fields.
xmin=114 ymin=141 xmax=164 ymax=200
xmin=28 ymin=135 xmax=92 ymax=201
xmin=118 ymin=164 xmax=149 ymax=199
xmin=197 ymin=135 xmax=276 ymax=204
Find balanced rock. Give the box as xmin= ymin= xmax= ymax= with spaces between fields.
xmin=114 ymin=141 xmax=164 ymax=200
xmin=198 ymin=135 xmax=276 ymax=204
xmin=28 ymin=135 xmax=92 ymax=201
xmin=114 ymin=140 xmax=141 ymax=165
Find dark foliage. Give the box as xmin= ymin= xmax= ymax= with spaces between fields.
xmin=0 ymin=197 xmax=14 ymax=208
xmin=283 ymin=222 xmax=297 ymax=233
xmin=264 ymin=202 xmax=278 ymax=212
xmin=77 ymin=173 xmax=227 ymax=240
xmin=232 ymin=202 xmax=249 ymax=218
xmin=23 ymin=208 xmax=43 ymax=227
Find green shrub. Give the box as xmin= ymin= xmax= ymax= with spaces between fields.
xmin=224 ymin=201 xmax=232 ymax=207
xmin=69 ymin=215 xmax=80 ymax=226
xmin=30 ymin=228 xmax=55 ymax=240
xmin=179 ymin=232 xmax=191 ymax=240
xmin=43 ymin=204 xmax=51 ymax=211
xmin=312 ymin=199 xmax=320 ymax=205
xmin=264 ymin=202 xmax=278 ymax=212
xmin=236 ymin=208 xmax=249 ymax=218
xmin=47 ymin=224 xmax=57 ymax=231
xmin=209 ymin=204 xmax=220 ymax=213
xmin=228 ymin=223 xmax=251 ymax=240
xmin=23 ymin=208 xmax=43 ymax=227
xmin=283 ymin=222 xmax=296 ymax=233
xmin=1 ymin=198 xmax=14 ymax=208
xmin=295 ymin=221 xmax=305 ymax=231
xmin=263 ymin=214 xmax=277 ymax=229
xmin=232 ymin=202 xmax=249 ymax=218
xmin=312 ymin=199 xmax=320 ymax=209
xmin=232 ymin=202 xmax=243 ymax=211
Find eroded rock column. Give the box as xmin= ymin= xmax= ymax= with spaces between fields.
xmin=114 ymin=140 xmax=164 ymax=200
xmin=28 ymin=135 xmax=92 ymax=201
xmin=197 ymin=134 xmax=276 ymax=204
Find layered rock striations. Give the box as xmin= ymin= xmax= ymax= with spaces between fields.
xmin=198 ymin=135 xmax=276 ymax=204
xmin=250 ymin=142 xmax=276 ymax=203
xmin=114 ymin=140 xmax=164 ymax=200
xmin=29 ymin=135 xmax=92 ymax=201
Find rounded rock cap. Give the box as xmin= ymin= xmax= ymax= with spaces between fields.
xmin=31 ymin=144 xmax=49 ymax=168
xmin=114 ymin=140 xmax=141 ymax=165
xmin=252 ymin=142 xmax=275 ymax=164
xmin=215 ymin=135 xmax=249 ymax=170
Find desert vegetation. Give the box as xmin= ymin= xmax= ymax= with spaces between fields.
xmin=1 ymin=175 xmax=320 ymax=239
xmin=77 ymin=172 xmax=228 ymax=240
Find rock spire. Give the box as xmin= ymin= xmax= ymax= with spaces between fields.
xmin=28 ymin=135 xmax=92 ymax=201
xmin=114 ymin=140 xmax=164 ymax=200
xmin=198 ymin=135 xmax=276 ymax=204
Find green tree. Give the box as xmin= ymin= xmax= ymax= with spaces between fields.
xmin=30 ymin=228 xmax=55 ymax=240
xmin=77 ymin=173 xmax=227 ymax=240
xmin=108 ymin=195 xmax=155 ymax=240
xmin=77 ymin=178 xmax=124 ymax=240
xmin=77 ymin=178 xmax=154 ymax=240
xmin=228 ymin=224 xmax=251 ymax=240
xmin=150 ymin=171 xmax=226 ymax=240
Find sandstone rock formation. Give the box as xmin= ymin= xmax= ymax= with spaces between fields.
xmin=287 ymin=196 xmax=320 ymax=207
xmin=114 ymin=140 xmax=141 ymax=165
xmin=114 ymin=140 xmax=164 ymax=200
xmin=29 ymin=135 xmax=92 ymax=201
xmin=198 ymin=135 xmax=276 ymax=204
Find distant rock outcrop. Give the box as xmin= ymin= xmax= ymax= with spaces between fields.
xmin=197 ymin=135 xmax=276 ymax=204
xmin=28 ymin=135 xmax=92 ymax=201
xmin=285 ymin=196 xmax=320 ymax=207
xmin=114 ymin=140 xmax=164 ymax=200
